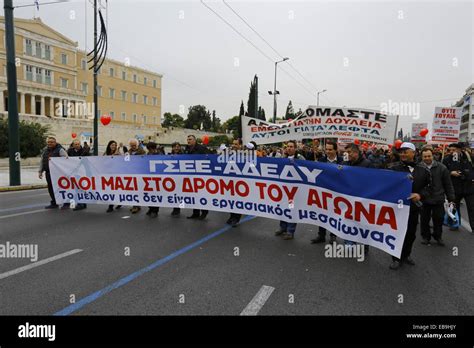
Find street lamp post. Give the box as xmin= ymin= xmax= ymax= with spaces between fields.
xmin=269 ymin=57 xmax=289 ymax=123
xmin=317 ymin=89 xmax=327 ymax=107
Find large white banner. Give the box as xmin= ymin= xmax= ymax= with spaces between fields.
xmin=242 ymin=106 xmax=399 ymax=145
xmin=50 ymin=155 xmax=412 ymax=257
xmin=431 ymin=107 xmax=462 ymax=143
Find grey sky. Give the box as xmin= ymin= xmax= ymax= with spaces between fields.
xmin=14 ymin=0 xmax=473 ymax=134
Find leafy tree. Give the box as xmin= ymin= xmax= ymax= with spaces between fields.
xmin=247 ymin=75 xmax=258 ymax=119
xmin=184 ymin=105 xmax=212 ymax=130
xmin=210 ymin=110 xmax=222 ymax=132
xmin=161 ymin=112 xmax=185 ymax=128
xmin=258 ymin=106 xmax=266 ymax=120
xmin=208 ymin=134 xmax=230 ymax=147
xmin=285 ymin=100 xmax=295 ymax=120
xmin=222 ymin=115 xmax=241 ymax=138
xmin=0 ymin=118 xmax=50 ymax=158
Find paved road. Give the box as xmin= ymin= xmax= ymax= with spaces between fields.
xmin=0 ymin=188 xmax=473 ymax=315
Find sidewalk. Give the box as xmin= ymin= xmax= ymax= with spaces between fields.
xmin=0 ymin=167 xmax=47 ymax=191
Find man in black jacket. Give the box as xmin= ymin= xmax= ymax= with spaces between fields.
xmin=442 ymin=143 xmax=474 ymax=232
xmin=342 ymin=143 xmax=373 ymax=254
xmin=38 ymin=137 xmax=68 ymax=209
xmin=420 ymin=148 xmax=455 ymax=245
xmin=311 ymin=140 xmax=344 ymax=244
xmin=185 ymin=135 xmax=209 ymax=220
xmin=67 ymin=139 xmax=90 ymax=211
xmin=388 ymin=142 xmax=431 ymax=270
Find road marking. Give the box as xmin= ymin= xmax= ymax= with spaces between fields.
xmin=121 ymin=216 xmax=131 ymax=219
xmin=240 ymin=285 xmax=275 ymax=316
xmin=0 ymin=203 xmax=45 ymax=213
xmin=0 ymin=209 xmax=46 ymax=219
xmin=0 ymin=249 xmax=83 ymax=280
xmin=54 ymin=215 xmax=256 ymax=316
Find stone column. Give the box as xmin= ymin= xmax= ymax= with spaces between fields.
xmin=30 ymin=94 xmax=35 ymax=115
xmin=49 ymin=97 xmax=54 ymax=117
xmin=20 ymin=93 xmax=25 ymax=114
xmin=63 ymin=99 xmax=68 ymax=117
xmin=0 ymin=90 xmax=4 ymax=112
xmin=40 ymin=95 xmax=45 ymax=116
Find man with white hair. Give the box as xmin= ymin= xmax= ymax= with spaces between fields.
xmin=388 ymin=142 xmax=431 ymax=270
xmin=127 ymin=138 xmax=146 ymax=214
xmin=66 ymin=139 xmax=90 ymax=211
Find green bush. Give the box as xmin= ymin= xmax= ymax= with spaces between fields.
xmin=0 ymin=118 xmax=50 ymax=158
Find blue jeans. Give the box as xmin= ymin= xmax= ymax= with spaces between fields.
xmin=280 ymin=221 xmax=297 ymax=234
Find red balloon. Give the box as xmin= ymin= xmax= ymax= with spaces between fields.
xmin=71 ymin=132 xmax=77 ymax=138
xmin=394 ymin=139 xmax=403 ymax=149
xmin=419 ymin=128 xmax=429 ymax=137
xmin=202 ymin=135 xmax=209 ymax=145
xmin=388 ymin=144 xmax=393 ymax=149
xmin=100 ymin=114 xmax=111 ymax=126
xmin=354 ymin=139 xmax=360 ymax=145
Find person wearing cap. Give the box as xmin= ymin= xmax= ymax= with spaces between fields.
xmin=275 ymin=140 xmax=306 ymax=240
xmin=419 ymin=148 xmax=455 ymax=246
xmin=387 ymin=142 xmax=431 ymax=270
xmin=442 ymin=142 xmax=474 ymax=232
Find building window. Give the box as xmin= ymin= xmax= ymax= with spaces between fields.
xmin=121 ymin=112 xmax=126 ymax=121
xmin=143 ymin=95 xmax=148 ymax=105
xmin=133 ymin=74 xmax=137 ymax=83
xmin=152 ymin=97 xmax=157 ymax=106
xmin=45 ymin=70 xmax=51 ymax=85
xmin=133 ymin=114 xmax=137 ymax=123
xmin=60 ymin=78 xmax=68 ymax=88
xmin=109 ymin=67 xmax=114 ymax=77
xmin=61 ymin=53 xmax=68 ymax=65
xmin=153 ymin=79 xmax=157 ymax=88
xmin=132 ymin=93 xmax=138 ymax=103
xmin=109 ymin=88 xmax=115 ymax=99
xmin=143 ymin=115 xmax=147 ymax=124
xmin=97 ymin=85 xmax=102 ymax=97
xmin=153 ymin=116 xmax=157 ymax=124
xmin=45 ymin=45 xmax=51 ymax=60
xmin=110 ymin=111 xmax=115 ymax=119
xmin=35 ymin=42 xmax=42 ymax=58
xmin=35 ymin=67 xmax=42 ymax=83
xmin=26 ymin=65 xmax=33 ymax=81
xmin=81 ymin=59 xmax=86 ymax=70
xmin=121 ymin=90 xmax=127 ymax=101
xmin=25 ymin=39 xmax=33 ymax=55
xmin=144 ymin=77 xmax=147 ymax=85
xmin=121 ymin=70 xmax=126 ymax=80
xmin=81 ymin=82 xmax=88 ymax=94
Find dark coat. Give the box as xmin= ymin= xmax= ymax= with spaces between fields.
xmin=185 ymin=143 xmax=208 ymax=155
xmin=442 ymin=152 xmax=474 ymax=195
xmin=39 ymin=144 xmax=67 ymax=172
xmin=388 ymin=161 xmax=432 ymax=211
xmin=67 ymin=146 xmax=89 ymax=157
xmin=343 ymin=156 xmax=373 ymax=168
xmin=420 ymin=161 xmax=455 ymax=204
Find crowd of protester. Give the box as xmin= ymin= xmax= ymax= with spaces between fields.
xmin=38 ymin=135 xmax=474 ymax=270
